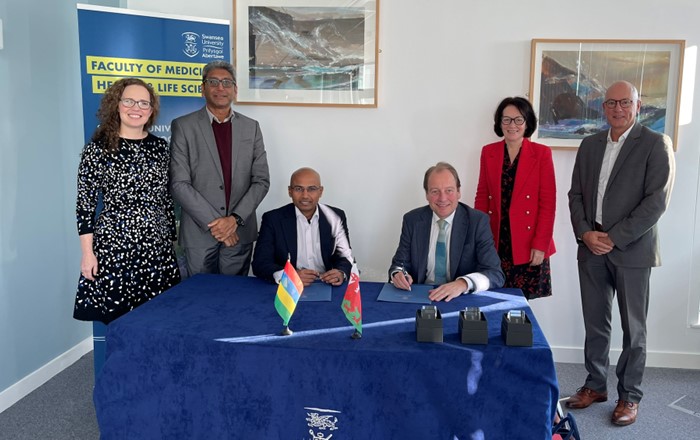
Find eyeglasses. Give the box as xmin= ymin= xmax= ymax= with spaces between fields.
xmin=204 ymin=78 xmax=236 ymax=88
xmin=603 ymin=98 xmax=635 ymax=109
xmin=120 ymin=98 xmax=152 ymax=110
xmin=501 ymin=116 xmax=525 ymax=126
xmin=290 ymin=185 xmax=321 ymax=194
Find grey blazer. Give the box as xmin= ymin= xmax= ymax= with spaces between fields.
xmin=170 ymin=107 xmax=270 ymax=248
xmin=568 ymin=122 xmax=675 ymax=267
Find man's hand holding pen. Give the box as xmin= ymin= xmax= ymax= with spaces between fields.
xmin=392 ymin=271 xmax=413 ymax=291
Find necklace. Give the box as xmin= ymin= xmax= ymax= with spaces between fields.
xmin=123 ymin=137 xmax=144 ymax=151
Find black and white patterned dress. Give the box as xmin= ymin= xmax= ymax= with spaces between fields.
xmin=74 ymin=134 xmax=180 ymax=324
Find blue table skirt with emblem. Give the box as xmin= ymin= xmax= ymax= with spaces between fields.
xmin=94 ymin=274 xmax=559 ymax=439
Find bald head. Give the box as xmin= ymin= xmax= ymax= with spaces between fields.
xmin=604 ymin=81 xmax=641 ymax=141
xmin=288 ymin=167 xmax=324 ymax=220
xmin=289 ymin=167 xmax=321 ymax=186
xmin=605 ymin=81 xmax=639 ymax=102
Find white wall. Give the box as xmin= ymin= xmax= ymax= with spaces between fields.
xmin=1 ymin=0 xmax=698 ymax=413
xmin=0 ymin=0 xmax=124 ymax=412
xmin=130 ymin=0 xmax=700 ymax=368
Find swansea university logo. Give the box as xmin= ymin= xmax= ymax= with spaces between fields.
xmin=304 ymin=407 xmax=341 ymax=439
xmin=182 ymin=32 xmax=199 ymax=58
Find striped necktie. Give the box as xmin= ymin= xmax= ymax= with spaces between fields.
xmin=434 ymin=219 xmax=448 ymax=284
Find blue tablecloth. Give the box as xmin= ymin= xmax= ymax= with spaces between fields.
xmin=95 ymin=274 xmax=559 ymax=440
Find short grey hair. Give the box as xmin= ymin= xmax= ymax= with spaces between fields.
xmin=606 ymin=80 xmax=639 ymax=101
xmin=202 ymin=61 xmax=236 ymax=84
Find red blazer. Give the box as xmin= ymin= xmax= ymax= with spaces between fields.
xmin=474 ymin=138 xmax=556 ymax=265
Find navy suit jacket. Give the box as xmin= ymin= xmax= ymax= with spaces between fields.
xmin=252 ymin=203 xmax=352 ymax=282
xmin=389 ymin=202 xmax=504 ymax=288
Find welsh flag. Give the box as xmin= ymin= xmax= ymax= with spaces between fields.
xmin=341 ymin=263 xmax=362 ymax=334
xmin=275 ymin=260 xmax=304 ymax=326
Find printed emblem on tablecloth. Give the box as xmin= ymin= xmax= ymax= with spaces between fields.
xmin=304 ymin=407 xmax=341 ymax=440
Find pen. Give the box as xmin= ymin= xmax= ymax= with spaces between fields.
xmin=401 ymin=268 xmax=411 ymax=291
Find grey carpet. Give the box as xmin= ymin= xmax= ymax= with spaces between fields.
xmin=557 ymin=362 xmax=700 ymax=439
xmin=0 ymin=352 xmax=698 ymax=439
xmin=0 ymin=353 xmax=99 ymax=440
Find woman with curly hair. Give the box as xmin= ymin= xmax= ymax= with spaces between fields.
xmin=74 ymin=78 xmax=180 ymax=325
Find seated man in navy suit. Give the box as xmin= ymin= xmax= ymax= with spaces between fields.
xmin=252 ymin=167 xmax=352 ymax=286
xmin=389 ymin=162 xmax=504 ymax=301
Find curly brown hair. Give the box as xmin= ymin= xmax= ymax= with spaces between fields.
xmin=91 ymin=78 xmax=160 ymax=153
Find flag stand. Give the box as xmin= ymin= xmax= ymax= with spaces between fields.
xmin=351 ymin=330 xmax=362 ymax=339
xmin=280 ymin=326 xmax=293 ymax=336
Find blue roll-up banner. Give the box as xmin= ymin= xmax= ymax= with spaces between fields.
xmin=76 ymin=4 xmax=230 ymax=143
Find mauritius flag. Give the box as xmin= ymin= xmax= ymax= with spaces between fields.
xmin=341 ymin=263 xmax=362 ymax=334
xmin=275 ymin=260 xmax=304 ymax=326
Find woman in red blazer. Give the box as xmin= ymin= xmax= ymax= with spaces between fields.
xmin=474 ymin=97 xmax=556 ymax=299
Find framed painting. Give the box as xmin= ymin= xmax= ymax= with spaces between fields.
xmin=529 ymin=39 xmax=685 ymax=149
xmin=233 ymin=0 xmax=379 ymax=107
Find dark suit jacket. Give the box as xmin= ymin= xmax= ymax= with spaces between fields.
xmin=389 ymin=203 xmax=504 ymax=288
xmin=568 ymin=123 xmax=675 ymax=267
xmin=252 ymin=203 xmax=352 ymax=282
xmin=475 ymin=138 xmax=557 ymax=265
xmin=170 ymin=107 xmax=270 ymax=248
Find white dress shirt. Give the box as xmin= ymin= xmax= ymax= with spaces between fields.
xmin=425 ymin=211 xmax=483 ymax=293
xmin=205 ymin=106 xmax=233 ymax=123
xmin=596 ymin=125 xmax=634 ymax=224
xmin=272 ymin=206 xmax=325 ymax=283
xmin=294 ymin=207 xmax=325 ymax=273
xmin=426 ymin=211 xmax=455 ymax=284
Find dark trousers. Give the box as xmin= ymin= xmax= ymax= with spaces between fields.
xmin=577 ymin=255 xmax=650 ymax=403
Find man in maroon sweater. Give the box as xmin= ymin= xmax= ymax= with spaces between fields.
xmin=170 ymin=61 xmax=270 ymax=276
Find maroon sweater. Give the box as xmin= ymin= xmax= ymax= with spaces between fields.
xmin=211 ymin=120 xmax=232 ymax=208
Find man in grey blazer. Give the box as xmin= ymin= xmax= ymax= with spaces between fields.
xmin=567 ymin=81 xmax=675 ymax=426
xmin=389 ymin=162 xmax=504 ymax=302
xmin=170 ymin=61 xmax=270 ymax=276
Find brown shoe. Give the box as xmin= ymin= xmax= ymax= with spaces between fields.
xmin=565 ymin=386 xmax=608 ymax=409
xmin=612 ymin=400 xmax=638 ymax=426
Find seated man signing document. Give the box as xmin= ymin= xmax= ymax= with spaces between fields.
xmin=252 ymin=167 xmax=352 ymax=286
xmin=389 ymin=162 xmax=504 ymax=301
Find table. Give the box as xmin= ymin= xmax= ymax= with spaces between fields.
xmin=95 ymin=274 xmax=559 ymax=439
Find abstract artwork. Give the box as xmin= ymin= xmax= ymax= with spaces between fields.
xmin=529 ymin=39 xmax=684 ymax=148
xmin=234 ymin=0 xmax=379 ymax=107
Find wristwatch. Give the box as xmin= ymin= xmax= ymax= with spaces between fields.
xmin=231 ymin=213 xmax=245 ymax=227
xmin=389 ymin=267 xmax=408 ymax=283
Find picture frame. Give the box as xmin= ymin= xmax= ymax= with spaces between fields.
xmin=529 ymin=39 xmax=685 ymax=149
xmin=233 ymin=0 xmax=379 ymax=107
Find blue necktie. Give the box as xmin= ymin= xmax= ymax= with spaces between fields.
xmin=434 ymin=219 xmax=448 ymax=284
